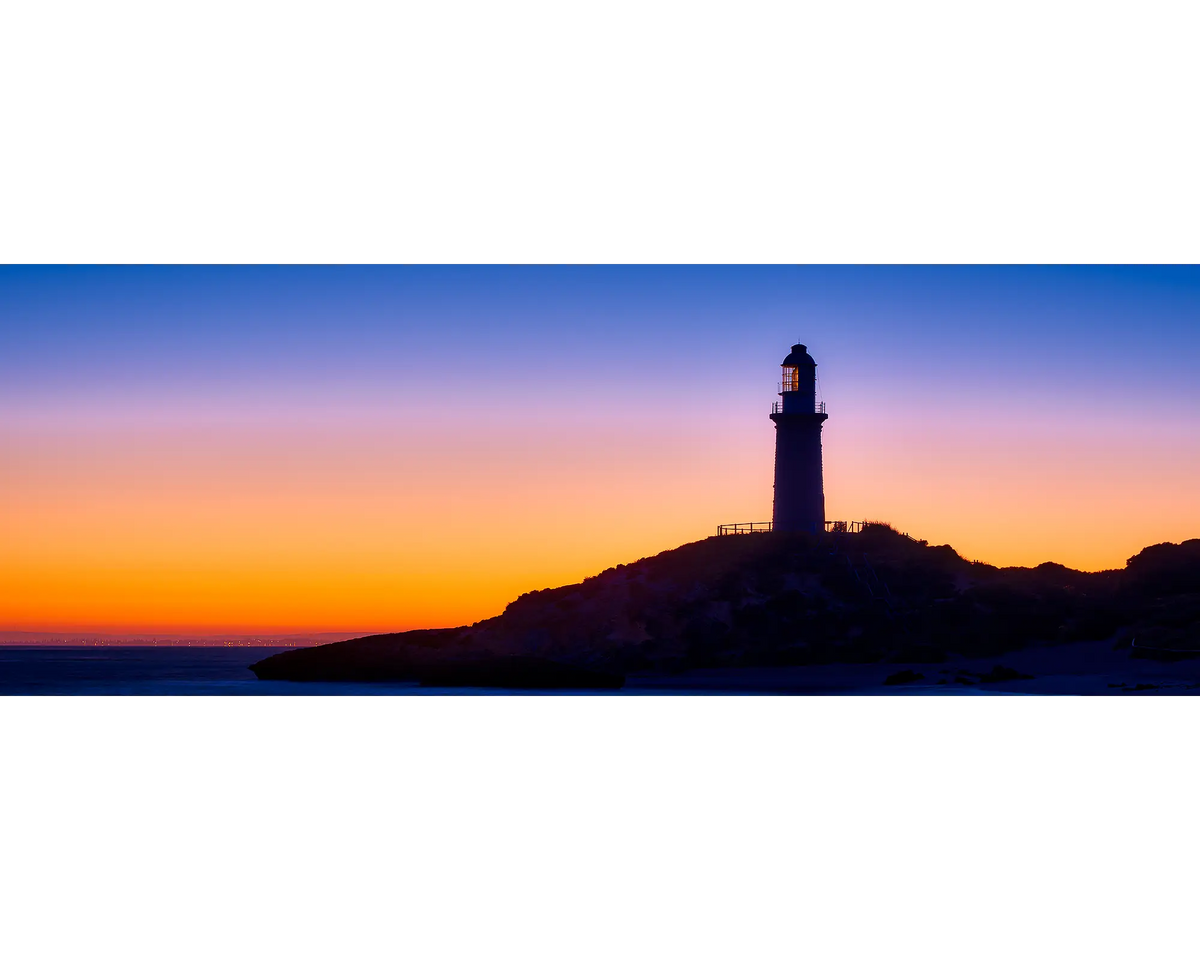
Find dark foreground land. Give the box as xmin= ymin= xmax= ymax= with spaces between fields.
xmin=251 ymin=526 xmax=1200 ymax=694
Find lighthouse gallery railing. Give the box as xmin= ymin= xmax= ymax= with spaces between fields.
xmin=771 ymin=400 xmax=826 ymax=414
xmin=716 ymin=520 xmax=867 ymax=536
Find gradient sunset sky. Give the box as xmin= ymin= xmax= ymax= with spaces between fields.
xmin=3 ymin=265 xmax=1199 ymax=637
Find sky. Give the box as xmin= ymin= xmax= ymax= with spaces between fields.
xmin=3 ymin=265 xmax=1199 ymax=638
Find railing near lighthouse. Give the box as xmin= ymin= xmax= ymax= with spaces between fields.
xmin=717 ymin=520 xmax=867 ymax=536
xmin=716 ymin=521 xmax=775 ymax=535
xmin=771 ymin=400 xmax=826 ymax=414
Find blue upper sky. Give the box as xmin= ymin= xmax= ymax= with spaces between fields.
xmin=3 ymin=265 xmax=1199 ymax=421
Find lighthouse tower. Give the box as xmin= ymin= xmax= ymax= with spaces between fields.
xmin=770 ymin=343 xmax=828 ymax=533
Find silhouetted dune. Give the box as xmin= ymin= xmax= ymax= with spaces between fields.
xmin=250 ymin=528 xmax=1200 ymax=691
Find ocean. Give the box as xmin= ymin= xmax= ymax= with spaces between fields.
xmin=5 ymin=643 xmax=1177 ymax=695
xmin=0 ymin=643 xmax=792 ymax=696
xmin=0 ymin=643 xmax=350 ymax=696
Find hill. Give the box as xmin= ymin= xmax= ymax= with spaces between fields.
xmin=250 ymin=525 xmax=1200 ymax=691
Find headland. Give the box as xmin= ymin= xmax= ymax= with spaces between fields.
xmin=250 ymin=525 xmax=1200 ymax=693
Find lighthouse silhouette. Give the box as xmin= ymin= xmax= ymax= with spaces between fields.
xmin=770 ymin=343 xmax=828 ymax=533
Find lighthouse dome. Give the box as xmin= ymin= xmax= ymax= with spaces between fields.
xmin=782 ymin=344 xmax=816 ymax=367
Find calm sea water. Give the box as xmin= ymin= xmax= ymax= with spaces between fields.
xmin=0 ymin=643 xmax=787 ymax=696
xmin=0 ymin=643 xmax=352 ymax=696
xmin=0 ymin=646 xmax=1054 ymax=695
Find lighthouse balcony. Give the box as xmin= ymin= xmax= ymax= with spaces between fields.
xmin=771 ymin=400 xmax=826 ymax=415
xmin=715 ymin=520 xmax=871 ymax=536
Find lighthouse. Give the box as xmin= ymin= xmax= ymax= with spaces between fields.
xmin=770 ymin=343 xmax=828 ymax=533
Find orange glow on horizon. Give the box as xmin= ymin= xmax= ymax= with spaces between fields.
xmin=1 ymin=416 xmax=765 ymax=633
xmin=4 ymin=402 xmax=1199 ymax=635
